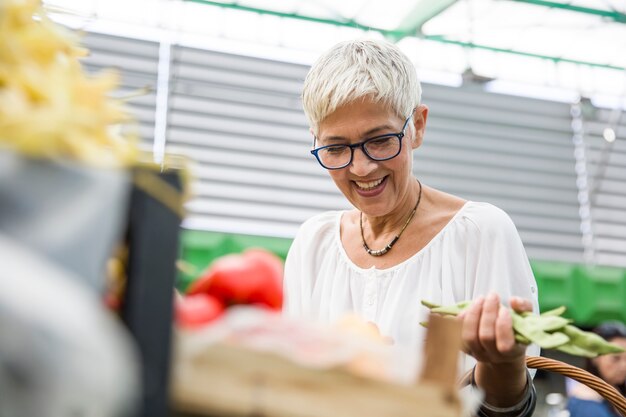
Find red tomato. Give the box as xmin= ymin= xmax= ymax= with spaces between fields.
xmin=187 ymin=248 xmax=283 ymax=310
xmin=175 ymin=293 xmax=224 ymax=329
xmin=241 ymin=249 xmax=284 ymax=309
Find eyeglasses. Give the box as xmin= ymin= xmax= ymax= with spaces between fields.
xmin=310 ymin=113 xmax=413 ymax=170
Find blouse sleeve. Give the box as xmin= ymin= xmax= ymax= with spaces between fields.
xmin=470 ymin=205 xmax=539 ymax=312
xmin=283 ymin=221 xmax=307 ymax=317
xmin=462 ymin=204 xmax=541 ymax=369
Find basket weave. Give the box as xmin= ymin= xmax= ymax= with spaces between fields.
xmin=526 ymin=356 xmax=626 ymax=417
xmin=460 ymin=356 xmax=626 ymax=417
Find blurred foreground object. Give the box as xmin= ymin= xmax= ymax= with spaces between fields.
xmin=121 ymin=167 xmax=184 ymax=417
xmin=0 ymin=0 xmax=138 ymax=166
xmin=171 ymin=310 xmax=479 ymax=417
xmin=0 ymin=0 xmax=142 ymax=291
xmin=0 ymin=233 xmax=140 ymax=417
xmin=0 ymin=151 xmax=130 ymax=291
xmin=1 ymin=2 xmax=186 ymax=417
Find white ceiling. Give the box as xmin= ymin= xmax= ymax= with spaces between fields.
xmin=44 ymin=0 xmax=626 ymax=106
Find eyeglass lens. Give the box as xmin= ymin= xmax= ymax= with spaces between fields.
xmin=317 ymin=135 xmax=400 ymax=168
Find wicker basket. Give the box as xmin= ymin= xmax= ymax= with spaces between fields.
xmin=527 ymin=356 xmax=626 ymax=417
xmin=458 ymin=356 xmax=626 ymax=417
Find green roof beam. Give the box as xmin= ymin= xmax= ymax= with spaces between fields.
xmin=509 ymin=0 xmax=626 ymax=23
xmin=389 ymin=0 xmax=459 ymax=41
xmin=183 ymin=0 xmax=405 ymax=38
xmin=183 ymin=0 xmax=626 ymax=72
xmin=424 ymin=34 xmax=626 ymax=71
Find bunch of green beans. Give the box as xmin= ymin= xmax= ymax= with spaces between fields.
xmin=421 ymin=301 xmax=626 ymax=358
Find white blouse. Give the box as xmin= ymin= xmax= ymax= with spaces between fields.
xmin=283 ymin=201 xmax=540 ymax=373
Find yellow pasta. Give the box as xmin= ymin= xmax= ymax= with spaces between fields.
xmin=0 ymin=0 xmax=138 ymax=167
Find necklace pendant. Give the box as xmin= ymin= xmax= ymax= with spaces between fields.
xmin=364 ymin=244 xmax=390 ymax=257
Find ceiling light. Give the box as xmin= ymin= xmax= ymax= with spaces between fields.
xmin=603 ymin=127 xmax=616 ymax=143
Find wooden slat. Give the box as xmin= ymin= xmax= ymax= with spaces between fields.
xmin=171 ymin=315 xmax=462 ymax=417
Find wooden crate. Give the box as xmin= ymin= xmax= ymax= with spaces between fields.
xmin=171 ymin=314 xmax=463 ymax=417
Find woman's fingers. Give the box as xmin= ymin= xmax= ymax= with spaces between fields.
xmin=459 ymin=292 xmax=526 ymax=363
xmin=478 ymin=293 xmax=502 ymax=357
xmin=495 ymin=306 xmax=516 ymax=352
xmin=461 ymin=296 xmax=485 ymax=357
xmin=510 ymin=296 xmax=533 ymax=313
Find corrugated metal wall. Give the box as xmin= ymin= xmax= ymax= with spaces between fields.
xmin=416 ymin=84 xmax=581 ymax=263
xmin=584 ymin=103 xmax=626 ymax=267
xmin=167 ymin=46 xmax=330 ymax=237
xmin=79 ymin=31 xmax=625 ymax=267
xmin=82 ymin=32 xmax=159 ymax=146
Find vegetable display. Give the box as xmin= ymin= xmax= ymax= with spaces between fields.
xmin=175 ymin=293 xmax=225 ymax=329
xmin=187 ymin=248 xmax=283 ymax=309
xmin=175 ymin=249 xmax=284 ymax=329
xmin=422 ymin=300 xmax=625 ymax=358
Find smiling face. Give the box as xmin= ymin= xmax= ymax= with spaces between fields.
xmin=315 ymin=98 xmax=427 ymax=218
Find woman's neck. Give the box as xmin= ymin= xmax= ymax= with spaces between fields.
xmin=363 ymin=179 xmax=422 ymax=238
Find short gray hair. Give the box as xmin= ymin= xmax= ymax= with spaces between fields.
xmin=302 ymin=39 xmax=421 ymax=134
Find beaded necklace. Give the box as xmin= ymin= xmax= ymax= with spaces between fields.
xmin=360 ymin=179 xmax=422 ymax=257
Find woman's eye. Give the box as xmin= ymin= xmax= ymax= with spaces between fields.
xmin=369 ymin=137 xmax=393 ymax=146
xmin=325 ymin=146 xmax=346 ymax=154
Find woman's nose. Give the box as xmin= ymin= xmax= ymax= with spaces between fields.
xmin=349 ymin=147 xmax=377 ymax=176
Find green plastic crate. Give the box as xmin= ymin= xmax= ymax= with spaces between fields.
xmin=177 ymin=230 xmax=626 ymax=326
xmin=574 ymin=265 xmax=626 ymax=325
xmin=531 ymin=260 xmax=578 ymax=321
xmin=177 ymin=230 xmax=292 ymax=291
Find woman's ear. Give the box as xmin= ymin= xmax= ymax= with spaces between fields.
xmin=411 ymin=104 xmax=429 ymax=149
xmin=309 ymin=128 xmax=317 ymax=148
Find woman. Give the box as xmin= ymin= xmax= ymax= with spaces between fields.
xmin=567 ymin=321 xmax=626 ymax=417
xmin=283 ymin=39 xmax=539 ymax=416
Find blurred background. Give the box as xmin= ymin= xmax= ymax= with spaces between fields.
xmin=20 ymin=0 xmax=626 ymax=415
xmin=43 ymin=0 xmax=626 ymax=297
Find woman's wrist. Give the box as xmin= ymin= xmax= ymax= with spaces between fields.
xmin=475 ymin=357 xmax=527 ymax=406
xmin=470 ymin=366 xmax=537 ymax=417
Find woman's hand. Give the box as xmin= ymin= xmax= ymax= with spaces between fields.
xmin=459 ymin=292 xmax=533 ymax=408
xmin=459 ymin=292 xmax=531 ymax=364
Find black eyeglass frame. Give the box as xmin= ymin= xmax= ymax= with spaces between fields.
xmin=310 ymin=113 xmax=414 ymax=170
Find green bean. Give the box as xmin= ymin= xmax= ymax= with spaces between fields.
xmin=431 ymin=301 xmax=471 ymax=316
xmin=420 ymin=299 xmax=626 ymax=357
xmin=420 ymin=300 xmax=441 ymax=309
xmin=519 ymin=315 xmax=571 ymax=332
xmin=511 ymin=311 xmax=570 ymax=349
xmin=541 ymin=306 xmax=567 ymax=317
xmin=555 ymin=341 xmax=598 ymax=358
xmin=562 ymin=325 xmax=626 ymax=355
